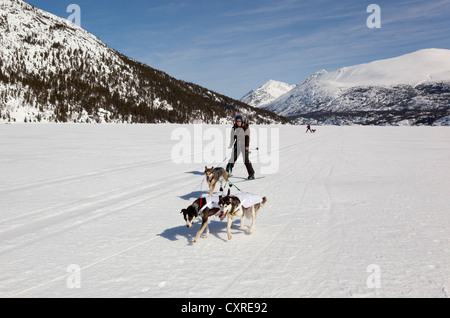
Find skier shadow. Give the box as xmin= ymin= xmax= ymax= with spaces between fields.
xmin=158 ymin=220 xmax=229 ymax=244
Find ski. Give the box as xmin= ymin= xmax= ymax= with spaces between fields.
xmin=231 ymin=177 xmax=266 ymax=183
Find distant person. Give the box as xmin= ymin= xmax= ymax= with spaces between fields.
xmin=226 ymin=115 xmax=255 ymax=180
xmin=306 ymin=124 xmax=313 ymax=133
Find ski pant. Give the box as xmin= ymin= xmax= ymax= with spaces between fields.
xmin=226 ymin=149 xmax=255 ymax=177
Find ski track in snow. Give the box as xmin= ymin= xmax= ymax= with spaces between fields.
xmin=1 ymin=125 xmax=449 ymax=298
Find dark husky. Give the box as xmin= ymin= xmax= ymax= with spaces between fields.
xmin=219 ymin=192 xmax=267 ymax=241
xmin=204 ymin=166 xmax=229 ymax=196
xmin=180 ymin=197 xmax=226 ymax=243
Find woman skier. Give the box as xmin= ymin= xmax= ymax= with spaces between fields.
xmin=226 ymin=115 xmax=255 ymax=180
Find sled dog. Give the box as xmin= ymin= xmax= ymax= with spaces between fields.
xmin=204 ymin=166 xmax=229 ymax=196
xmin=219 ymin=192 xmax=267 ymax=240
xmin=180 ymin=196 xmax=226 ymax=243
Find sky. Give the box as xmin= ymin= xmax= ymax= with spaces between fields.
xmin=25 ymin=0 xmax=450 ymax=99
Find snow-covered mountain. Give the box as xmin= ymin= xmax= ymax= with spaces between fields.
xmin=240 ymin=80 xmax=295 ymax=108
xmin=263 ymin=49 xmax=450 ymax=125
xmin=0 ymin=0 xmax=289 ymax=124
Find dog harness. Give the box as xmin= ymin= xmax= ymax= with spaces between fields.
xmin=232 ymin=192 xmax=264 ymax=215
xmin=196 ymin=196 xmax=221 ymax=218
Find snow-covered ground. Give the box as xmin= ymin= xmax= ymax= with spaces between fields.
xmin=1 ymin=124 xmax=449 ymax=298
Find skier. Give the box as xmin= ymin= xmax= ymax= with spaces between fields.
xmin=306 ymin=124 xmax=313 ymax=133
xmin=226 ymin=115 xmax=255 ymax=180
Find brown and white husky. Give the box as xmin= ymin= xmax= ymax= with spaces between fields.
xmin=204 ymin=166 xmax=229 ymax=196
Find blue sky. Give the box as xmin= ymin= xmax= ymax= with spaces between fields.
xmin=26 ymin=0 xmax=450 ymax=99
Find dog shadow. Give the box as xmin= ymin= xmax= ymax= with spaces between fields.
xmin=158 ymin=220 xmax=249 ymax=245
xmin=185 ymin=170 xmax=204 ymax=176
xmin=179 ymin=189 xmax=228 ymax=201
xmin=157 ymin=225 xmax=193 ymax=243
xmin=179 ymin=190 xmax=207 ymax=201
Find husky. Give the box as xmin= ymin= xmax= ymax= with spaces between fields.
xmin=219 ymin=192 xmax=267 ymax=240
xmin=180 ymin=196 xmax=226 ymax=243
xmin=204 ymin=166 xmax=229 ymax=196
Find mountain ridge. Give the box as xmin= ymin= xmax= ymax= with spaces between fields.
xmin=0 ymin=0 xmax=289 ymax=124
xmin=262 ymin=49 xmax=450 ymax=125
xmin=240 ymin=79 xmax=295 ymax=108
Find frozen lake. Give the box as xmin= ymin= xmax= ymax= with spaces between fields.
xmin=0 ymin=124 xmax=449 ymax=298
